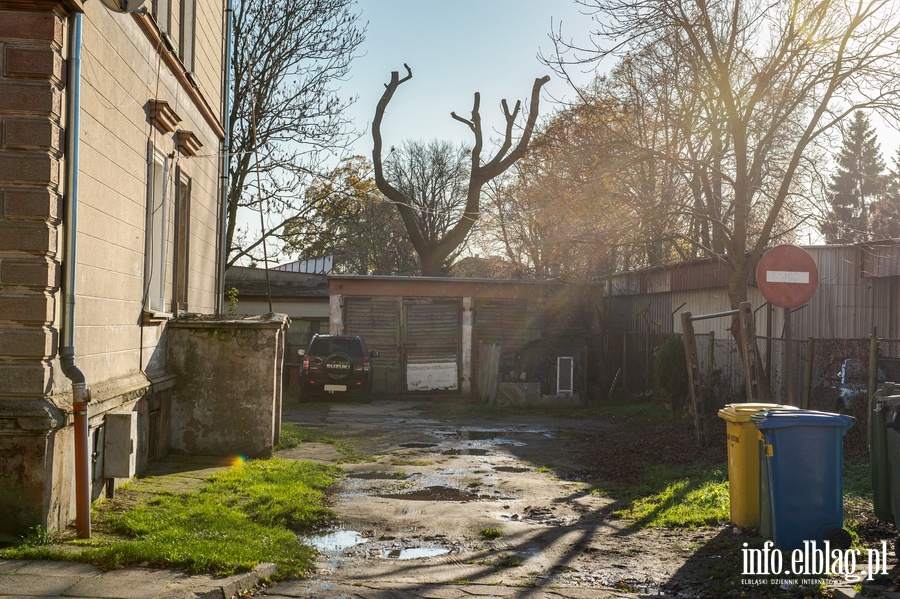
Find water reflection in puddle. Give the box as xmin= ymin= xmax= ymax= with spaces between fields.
xmin=377 ymin=485 xmax=478 ymax=502
xmin=457 ymin=429 xmax=507 ymax=440
xmin=441 ymin=448 xmax=491 ymax=456
xmin=383 ymin=547 xmax=451 ymax=560
xmin=493 ymin=466 xmax=530 ymax=473
xmin=302 ymin=530 xmax=369 ymax=552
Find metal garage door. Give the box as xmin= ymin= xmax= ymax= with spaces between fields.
xmin=403 ymin=298 xmax=460 ymax=391
xmin=343 ymin=297 xmax=400 ymax=395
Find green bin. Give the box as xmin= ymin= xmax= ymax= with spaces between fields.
xmin=869 ymin=383 xmax=900 ymax=552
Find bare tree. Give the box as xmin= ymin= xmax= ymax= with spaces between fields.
xmin=372 ymin=65 xmax=550 ymax=276
xmin=547 ymin=0 xmax=900 ymax=346
xmin=380 ymin=140 xmax=472 ymax=274
xmin=227 ymin=0 xmax=365 ymax=266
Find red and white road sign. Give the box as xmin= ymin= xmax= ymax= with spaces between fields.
xmin=756 ymin=245 xmax=819 ymax=308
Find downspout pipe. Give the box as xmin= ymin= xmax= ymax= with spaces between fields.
xmin=216 ymin=0 xmax=233 ymax=313
xmin=61 ymin=12 xmax=92 ymax=540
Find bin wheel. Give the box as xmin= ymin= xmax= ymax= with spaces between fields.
xmin=825 ymin=528 xmax=853 ymax=550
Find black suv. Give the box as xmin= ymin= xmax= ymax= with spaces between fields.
xmin=298 ymin=335 xmax=379 ymax=402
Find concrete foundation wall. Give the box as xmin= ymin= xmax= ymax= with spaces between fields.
xmin=167 ymin=314 xmax=287 ymax=458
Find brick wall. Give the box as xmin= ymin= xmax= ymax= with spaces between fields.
xmin=0 ymin=7 xmax=65 ymax=402
xmin=0 ymin=4 xmax=69 ymax=536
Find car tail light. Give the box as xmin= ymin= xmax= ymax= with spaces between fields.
xmin=302 ymin=355 xmax=310 ymax=371
xmin=362 ymin=356 xmax=370 ymax=372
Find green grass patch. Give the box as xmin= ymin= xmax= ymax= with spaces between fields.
xmin=479 ymin=528 xmax=503 ymax=539
xmin=276 ymin=423 xmax=370 ymax=462
xmin=611 ymin=463 xmax=729 ymax=529
xmin=844 ymin=455 xmax=872 ymax=500
xmin=1 ymin=458 xmax=341 ymax=579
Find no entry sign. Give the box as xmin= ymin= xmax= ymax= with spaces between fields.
xmin=756 ymin=245 xmax=819 ymax=308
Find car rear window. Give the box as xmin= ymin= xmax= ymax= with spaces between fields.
xmin=310 ymin=337 xmax=364 ymax=358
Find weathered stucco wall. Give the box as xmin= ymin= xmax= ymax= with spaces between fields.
xmin=167 ymin=314 xmax=287 ymax=458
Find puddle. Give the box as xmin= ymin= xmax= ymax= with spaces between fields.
xmin=383 ymin=547 xmax=451 ymax=560
xmin=493 ymin=466 xmax=530 ymax=473
xmin=398 ymin=442 xmax=438 ymax=449
xmin=346 ymin=471 xmax=409 ymax=480
xmin=457 ymin=428 xmax=507 ymax=440
xmin=377 ymin=485 xmax=479 ymax=502
xmin=499 ymin=506 xmax=574 ymax=526
xmin=441 ymin=448 xmax=491 ymax=456
xmin=302 ymin=530 xmax=369 ymax=552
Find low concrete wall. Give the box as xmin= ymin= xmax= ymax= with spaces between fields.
xmin=167 ymin=314 xmax=287 ymax=458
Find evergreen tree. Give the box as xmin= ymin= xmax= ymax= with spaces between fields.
xmin=821 ymin=111 xmax=887 ymax=243
xmin=870 ymin=147 xmax=900 ymax=239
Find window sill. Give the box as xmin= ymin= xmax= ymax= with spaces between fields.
xmin=141 ymin=310 xmax=174 ymax=326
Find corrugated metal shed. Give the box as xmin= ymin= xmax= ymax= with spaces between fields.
xmin=605 ymin=244 xmax=900 ymax=341
xmin=670 ymin=260 xmax=731 ymax=292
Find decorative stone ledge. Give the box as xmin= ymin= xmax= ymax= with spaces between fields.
xmin=175 ymin=130 xmax=202 ymax=156
xmin=145 ymin=99 xmax=181 ymax=135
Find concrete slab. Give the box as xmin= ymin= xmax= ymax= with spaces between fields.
xmin=0 ymin=561 xmax=28 ymax=574
xmin=15 ymin=561 xmax=100 ymax=577
xmin=0 ymin=572 xmax=80 ymax=596
xmin=64 ymin=567 xmax=182 ymax=598
xmin=259 ymin=579 xmax=637 ymax=598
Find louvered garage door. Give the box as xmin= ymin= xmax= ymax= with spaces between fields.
xmin=474 ymin=299 xmax=540 ymax=394
xmin=403 ymin=298 xmax=460 ymax=391
xmin=343 ymin=297 xmax=400 ymax=395
xmin=474 ymin=298 xmax=539 ymax=350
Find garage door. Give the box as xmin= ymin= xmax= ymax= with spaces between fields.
xmin=403 ymin=298 xmax=460 ymax=392
xmin=343 ymin=296 xmax=400 ymax=395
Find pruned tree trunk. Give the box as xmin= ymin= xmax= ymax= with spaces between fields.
xmin=372 ymin=64 xmax=550 ymax=276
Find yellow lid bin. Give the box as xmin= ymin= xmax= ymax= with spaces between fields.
xmin=717 ymin=403 xmax=799 ymax=529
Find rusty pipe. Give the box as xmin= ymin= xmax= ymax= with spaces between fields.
xmin=62 ymin=13 xmax=92 ymax=539
xmin=72 ymin=382 xmax=91 ymax=538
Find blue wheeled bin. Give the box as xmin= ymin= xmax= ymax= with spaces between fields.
xmin=752 ymin=409 xmax=855 ymax=550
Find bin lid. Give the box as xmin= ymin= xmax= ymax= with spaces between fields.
xmin=751 ymin=409 xmax=855 ymax=430
xmin=717 ymin=403 xmax=799 ymax=423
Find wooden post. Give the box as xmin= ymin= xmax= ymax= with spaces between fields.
xmin=802 ymin=338 xmax=814 ymax=409
xmin=681 ymin=312 xmax=707 ymax=447
xmin=869 ymin=330 xmax=879 ymax=402
xmin=738 ymin=301 xmax=767 ymax=402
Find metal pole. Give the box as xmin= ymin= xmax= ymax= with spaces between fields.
xmin=784 ymin=307 xmax=795 ymax=406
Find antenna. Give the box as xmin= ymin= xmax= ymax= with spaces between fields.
xmin=97 ymin=0 xmax=148 ymax=13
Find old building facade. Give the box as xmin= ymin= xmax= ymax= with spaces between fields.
xmin=0 ymin=0 xmax=226 ymax=535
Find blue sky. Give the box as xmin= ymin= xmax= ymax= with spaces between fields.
xmin=340 ymin=0 xmax=601 ymax=157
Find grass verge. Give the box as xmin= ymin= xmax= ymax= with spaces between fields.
xmin=609 ymin=462 xmax=729 ymax=529
xmin=1 ymin=458 xmax=341 ymax=579
xmin=276 ymin=422 xmax=370 ymax=462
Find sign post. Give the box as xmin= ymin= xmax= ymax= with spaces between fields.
xmin=756 ymin=245 xmax=819 ymax=406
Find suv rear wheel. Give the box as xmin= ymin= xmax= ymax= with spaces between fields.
xmin=323 ymin=352 xmax=353 ymax=381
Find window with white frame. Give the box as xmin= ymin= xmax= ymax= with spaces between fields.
xmin=145 ymin=148 xmax=170 ymax=314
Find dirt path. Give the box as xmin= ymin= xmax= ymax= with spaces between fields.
xmin=256 ymin=401 xmax=742 ymax=598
